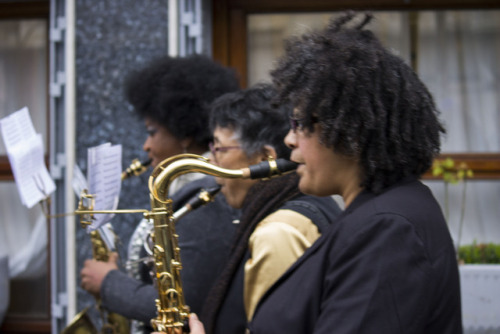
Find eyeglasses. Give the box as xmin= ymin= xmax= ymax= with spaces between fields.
xmin=289 ymin=115 xmax=318 ymax=132
xmin=209 ymin=142 xmax=241 ymax=157
xmin=289 ymin=116 xmax=305 ymax=132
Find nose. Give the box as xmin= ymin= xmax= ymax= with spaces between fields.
xmin=143 ymin=136 xmax=151 ymax=152
xmin=284 ymin=129 xmax=297 ymax=149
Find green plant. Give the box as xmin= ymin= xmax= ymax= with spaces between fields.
xmin=432 ymin=157 xmax=473 ymax=251
xmin=458 ymin=242 xmax=500 ymax=264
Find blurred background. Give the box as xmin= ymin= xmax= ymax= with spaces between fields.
xmin=0 ymin=0 xmax=499 ymax=333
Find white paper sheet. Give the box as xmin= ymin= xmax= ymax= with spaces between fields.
xmin=86 ymin=142 xmax=122 ymax=231
xmin=0 ymin=107 xmax=56 ymax=208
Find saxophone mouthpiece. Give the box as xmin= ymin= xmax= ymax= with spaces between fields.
xmin=142 ymin=158 xmax=153 ymax=169
xmin=186 ymin=184 xmax=222 ymax=211
xmin=243 ymin=158 xmax=298 ymax=179
xmin=172 ymin=184 xmax=222 ymax=222
xmin=122 ymin=158 xmax=153 ymax=180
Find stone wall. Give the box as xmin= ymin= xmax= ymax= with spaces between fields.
xmin=74 ymin=0 xmax=169 ymax=320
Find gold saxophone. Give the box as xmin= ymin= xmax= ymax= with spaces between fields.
xmin=128 ymin=182 xmax=221 ymax=334
xmin=146 ymin=153 xmax=297 ymax=332
xmin=65 ymin=157 xmax=151 ymax=334
xmin=63 ymin=220 xmax=131 ymax=334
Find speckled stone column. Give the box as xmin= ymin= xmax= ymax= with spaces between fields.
xmin=74 ymin=0 xmax=169 ymax=324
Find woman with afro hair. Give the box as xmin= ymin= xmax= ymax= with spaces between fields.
xmin=124 ymin=54 xmax=241 ymax=193
xmin=181 ymin=11 xmax=463 ymax=334
xmin=81 ymin=54 xmax=241 ymax=334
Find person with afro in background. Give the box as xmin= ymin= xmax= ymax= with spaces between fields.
xmin=80 ymin=54 xmax=241 ymax=334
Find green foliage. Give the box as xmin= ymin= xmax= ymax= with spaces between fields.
xmin=458 ymin=242 xmax=500 ymax=264
xmin=432 ymin=157 xmax=474 ymax=184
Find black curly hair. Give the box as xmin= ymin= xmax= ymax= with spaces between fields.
xmin=124 ymin=54 xmax=240 ymax=149
xmin=271 ymin=12 xmax=445 ymax=194
xmin=209 ymin=83 xmax=292 ymax=160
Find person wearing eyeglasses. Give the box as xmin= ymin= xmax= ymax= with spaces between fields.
xmin=156 ymin=11 xmax=462 ymax=334
xmin=248 ymin=12 xmax=460 ymax=334
xmin=80 ymin=54 xmax=242 ymax=334
xmin=196 ymin=83 xmax=342 ymax=334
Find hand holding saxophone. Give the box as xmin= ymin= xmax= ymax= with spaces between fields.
xmin=152 ymin=314 xmax=205 ymax=334
xmin=80 ymin=252 xmax=119 ymax=297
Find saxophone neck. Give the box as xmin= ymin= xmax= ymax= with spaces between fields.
xmin=149 ymin=154 xmax=243 ymax=202
xmin=149 ymin=153 xmax=298 ymax=203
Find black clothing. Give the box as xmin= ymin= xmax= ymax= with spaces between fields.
xmin=201 ymin=173 xmax=342 ymax=334
xmin=249 ymin=179 xmax=463 ymax=334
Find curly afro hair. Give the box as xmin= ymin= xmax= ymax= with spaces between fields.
xmin=124 ymin=54 xmax=240 ymax=149
xmin=271 ymin=12 xmax=445 ymax=194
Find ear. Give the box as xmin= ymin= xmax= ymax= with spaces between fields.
xmin=180 ymin=138 xmax=192 ymax=152
xmin=260 ymin=145 xmax=277 ymax=161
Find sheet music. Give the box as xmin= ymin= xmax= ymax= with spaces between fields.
xmin=0 ymin=107 xmax=56 ymax=208
xmin=86 ymin=142 xmax=122 ymax=231
xmin=0 ymin=107 xmax=37 ymax=147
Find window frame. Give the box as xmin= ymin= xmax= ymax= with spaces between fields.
xmin=211 ymin=0 xmax=500 ymax=179
xmin=0 ymin=1 xmax=51 ymax=333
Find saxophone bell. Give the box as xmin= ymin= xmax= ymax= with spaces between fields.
xmin=61 ymin=307 xmax=98 ymax=334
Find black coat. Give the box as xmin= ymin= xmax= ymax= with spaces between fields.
xmin=249 ymin=179 xmax=463 ymax=334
